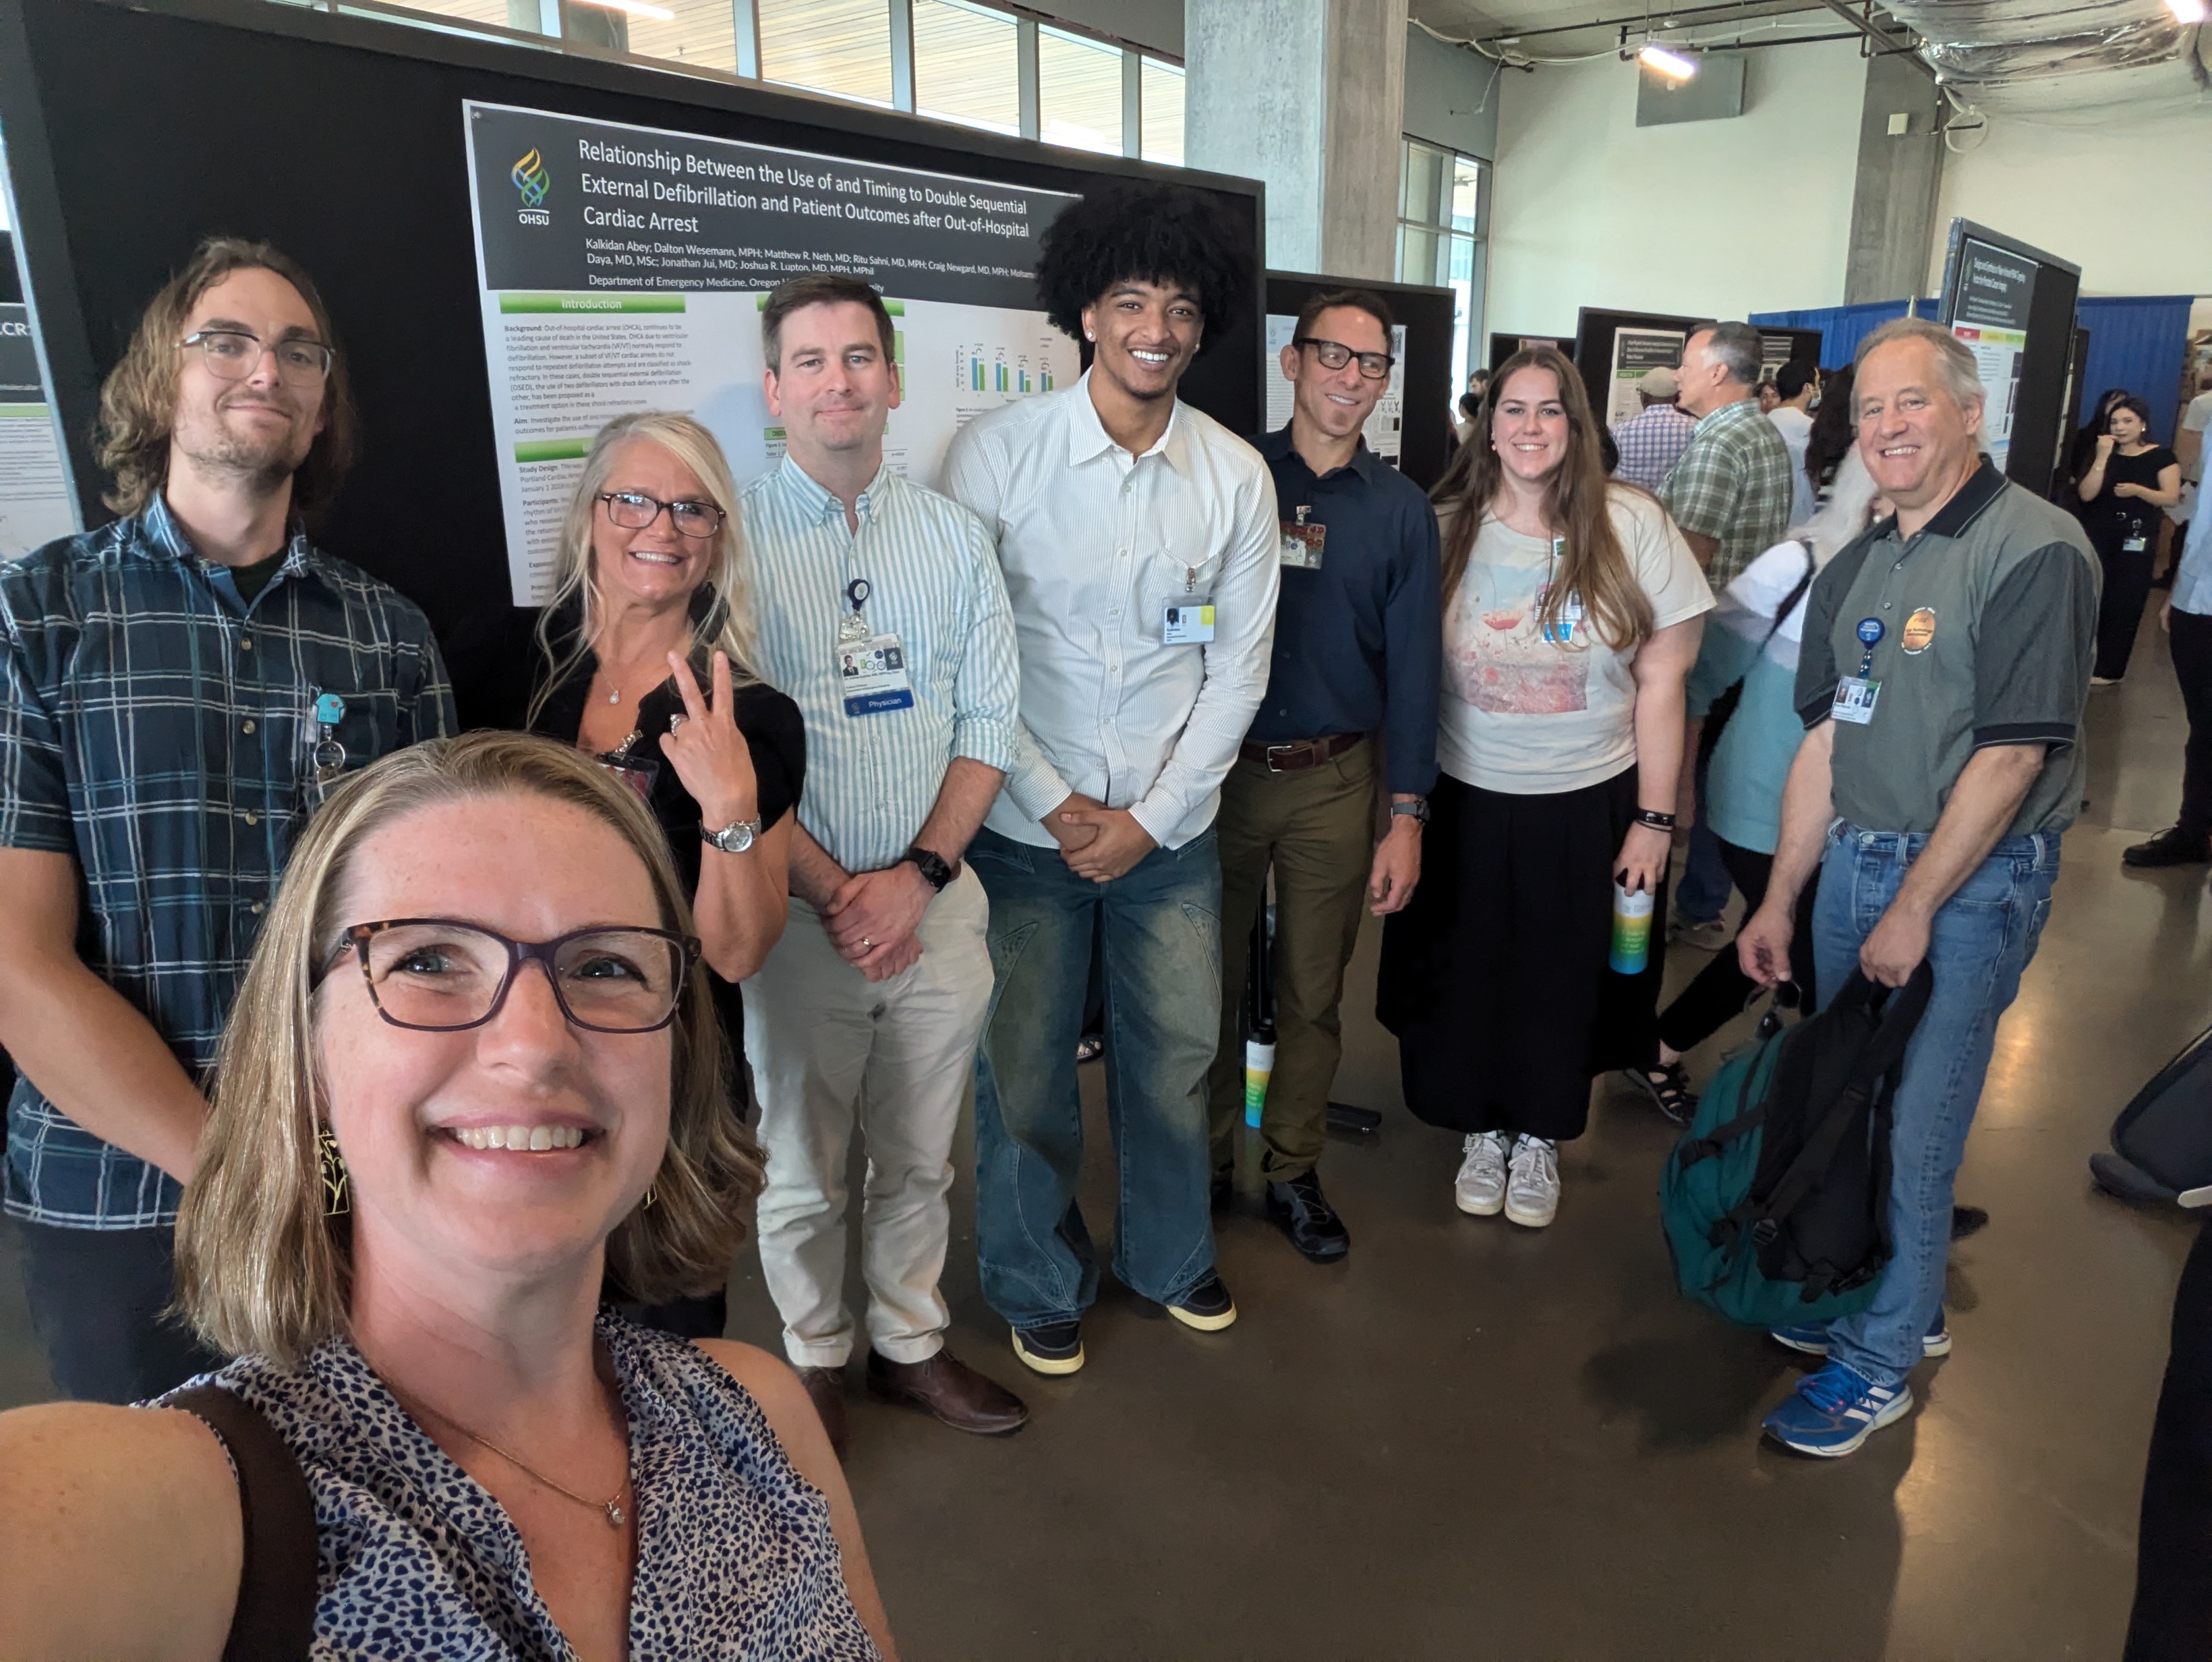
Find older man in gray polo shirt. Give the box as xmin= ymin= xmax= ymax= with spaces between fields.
xmin=1737 ymin=316 xmax=2098 ymax=1460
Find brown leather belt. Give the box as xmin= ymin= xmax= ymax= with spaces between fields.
xmin=1238 ymin=733 xmax=1362 ymax=773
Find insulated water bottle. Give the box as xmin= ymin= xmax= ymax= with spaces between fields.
xmin=1609 ymin=880 xmax=1655 ymax=975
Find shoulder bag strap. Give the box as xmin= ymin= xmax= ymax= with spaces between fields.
xmin=169 ymin=1385 xmax=320 ymax=1662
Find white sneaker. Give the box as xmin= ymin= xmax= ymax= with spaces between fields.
xmin=1454 ymin=1131 xmax=1508 ymax=1215
xmin=1505 ymin=1135 xmax=1561 ymax=1228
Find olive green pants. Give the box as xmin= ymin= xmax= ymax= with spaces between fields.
xmin=1206 ymin=738 xmax=1376 ymax=1181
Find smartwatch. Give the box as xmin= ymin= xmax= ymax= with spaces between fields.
xmin=902 ymin=846 xmax=956 ymax=892
xmin=1390 ymin=799 xmax=1432 ymax=826
xmin=701 ymin=816 xmax=762 ymax=854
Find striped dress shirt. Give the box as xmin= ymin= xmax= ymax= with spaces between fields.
xmin=0 ymin=496 xmax=453 ymax=1227
xmin=740 ymin=458 xmax=1020 ymax=874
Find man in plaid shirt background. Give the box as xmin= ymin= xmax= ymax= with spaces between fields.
xmin=1608 ymin=365 xmax=1694 ymax=492
xmin=0 ymin=237 xmax=452 ymax=1401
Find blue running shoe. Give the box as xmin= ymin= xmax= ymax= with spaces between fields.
xmin=1762 ymin=1361 xmax=1913 ymax=1457
xmin=1768 ymin=1311 xmax=1950 ymax=1359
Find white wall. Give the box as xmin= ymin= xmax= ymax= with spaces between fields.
xmin=1485 ymin=40 xmax=1866 ymax=337
xmin=1933 ymin=103 xmax=2212 ymax=298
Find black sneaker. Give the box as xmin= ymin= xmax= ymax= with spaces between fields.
xmin=1010 ymin=1319 xmax=1084 ymax=1376
xmin=1165 ymin=1272 xmax=1238 ymax=1332
xmin=1265 ymin=1169 xmax=1350 ymax=1263
xmin=2124 ymin=826 xmax=2212 ymax=868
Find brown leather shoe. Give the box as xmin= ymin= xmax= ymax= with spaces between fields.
xmin=796 ymin=1364 xmax=849 ymax=1461
xmin=865 ymin=1346 xmax=1028 ymax=1437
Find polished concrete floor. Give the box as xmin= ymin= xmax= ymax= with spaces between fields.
xmin=3 ymin=597 xmax=2208 ymax=1659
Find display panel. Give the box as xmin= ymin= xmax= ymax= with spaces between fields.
xmin=1936 ymin=218 xmax=2081 ymax=498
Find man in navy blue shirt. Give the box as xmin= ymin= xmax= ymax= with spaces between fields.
xmin=1207 ymin=289 xmax=1440 ymax=1261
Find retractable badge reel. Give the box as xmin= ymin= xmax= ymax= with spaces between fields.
xmin=836 ymin=577 xmax=916 ymax=717
xmin=302 ymin=690 xmax=348 ymax=813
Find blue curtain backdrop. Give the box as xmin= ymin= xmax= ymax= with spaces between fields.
xmin=2074 ymin=296 xmax=2196 ymax=445
xmin=1749 ymin=299 xmax=1924 ymax=369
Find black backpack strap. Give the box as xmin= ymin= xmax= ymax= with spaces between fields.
xmin=169 ymin=1385 xmax=319 ymax=1662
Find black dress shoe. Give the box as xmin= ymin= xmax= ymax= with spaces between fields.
xmin=2124 ymin=826 xmax=2212 ymax=868
xmin=796 ymin=1365 xmax=849 ymax=1460
xmin=1265 ymin=1169 xmax=1350 ymax=1262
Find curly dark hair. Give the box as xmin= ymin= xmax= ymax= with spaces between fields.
xmin=1035 ymin=181 xmax=1252 ymax=353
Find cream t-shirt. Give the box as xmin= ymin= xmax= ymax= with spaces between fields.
xmin=1436 ymin=486 xmax=1712 ymax=795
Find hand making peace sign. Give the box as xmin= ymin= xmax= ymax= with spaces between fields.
xmin=658 ymin=650 xmax=760 ymax=832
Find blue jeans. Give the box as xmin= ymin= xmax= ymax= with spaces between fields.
xmin=968 ymin=825 xmax=1223 ymax=1328
xmin=1811 ymin=822 xmax=2060 ymax=1388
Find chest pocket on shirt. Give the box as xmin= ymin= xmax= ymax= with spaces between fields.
xmin=1137 ymin=547 xmax=1223 ymax=641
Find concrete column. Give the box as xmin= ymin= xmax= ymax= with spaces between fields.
xmin=1185 ymin=0 xmax=1408 ymax=281
xmin=1842 ymin=52 xmax=1944 ymax=304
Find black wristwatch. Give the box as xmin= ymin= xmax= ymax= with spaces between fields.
xmin=902 ymin=846 xmax=956 ymax=892
xmin=1390 ymin=798 xmax=1431 ymax=826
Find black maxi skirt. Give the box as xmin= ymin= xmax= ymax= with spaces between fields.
xmin=1378 ymin=767 xmax=1668 ymax=1142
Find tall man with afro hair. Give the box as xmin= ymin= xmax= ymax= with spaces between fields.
xmin=943 ymin=181 xmax=1279 ymax=1376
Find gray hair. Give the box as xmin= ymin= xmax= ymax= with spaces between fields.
xmin=1689 ymin=321 xmax=1762 ymax=389
xmin=1853 ymin=317 xmax=1984 ymax=411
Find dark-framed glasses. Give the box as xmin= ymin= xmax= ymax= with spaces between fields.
xmin=179 ymin=329 xmax=334 ymax=385
xmin=1293 ymin=336 xmax=1395 ymax=380
xmin=598 ymin=490 xmax=726 ymax=540
xmin=330 ymin=919 xmax=699 ymax=1035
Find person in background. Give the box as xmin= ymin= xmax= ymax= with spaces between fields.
xmin=0 ymin=735 xmax=894 ymax=1659
xmin=1660 ymin=322 xmax=1795 ymax=952
xmin=1379 ymin=346 xmax=1709 ymax=1230
xmin=1608 ymin=365 xmax=1693 ymax=492
xmin=2077 ymin=395 xmax=2181 ymax=685
xmin=1208 ymin=287 xmax=1440 ymax=1263
xmin=2164 ymin=365 xmax=2212 ymax=585
xmin=1803 ymin=364 xmax=1858 ymax=508
xmin=943 ymin=181 xmax=1277 ymax=1376
xmin=1755 ymin=376 xmax=1781 ymax=416
xmin=740 ymin=274 xmax=1028 ymax=1454
xmin=1627 ymin=452 xmax=1882 ymax=1122
xmin=0 ymin=237 xmax=453 ymax=1404
xmin=1767 ymin=358 xmax=1821 ymax=527
xmin=1455 ymin=390 xmax=1483 ymax=449
xmin=2126 ymin=1211 xmax=2212 ymax=1661
xmin=1739 ymin=317 xmax=2096 ymax=1458
xmin=501 ymin=410 xmax=799 ymax=1344
xmin=2125 ymin=477 xmax=2212 ymax=870
xmin=2068 ymin=386 xmax=2132 ymax=493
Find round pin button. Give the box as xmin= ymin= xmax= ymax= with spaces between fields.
xmin=1855 ymin=617 xmax=1885 ymax=646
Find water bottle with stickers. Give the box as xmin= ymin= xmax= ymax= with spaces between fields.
xmin=1609 ymin=880 xmax=1655 ymax=975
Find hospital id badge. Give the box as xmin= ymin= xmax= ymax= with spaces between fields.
xmin=1832 ymin=676 xmax=1880 ymax=725
xmin=1163 ymin=603 xmax=1216 ymax=645
xmin=2123 ymin=534 xmax=2149 ymax=553
xmin=839 ymin=632 xmax=916 ymax=716
xmin=1279 ymin=520 xmax=1327 ymax=569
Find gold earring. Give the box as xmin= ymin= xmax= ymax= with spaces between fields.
xmin=318 ymin=1126 xmax=350 ymax=1216
xmin=641 ymin=1184 xmax=658 ymax=1209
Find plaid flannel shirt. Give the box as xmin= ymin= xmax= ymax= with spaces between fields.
xmin=1659 ymin=397 xmax=1796 ymax=589
xmin=0 ymin=497 xmax=453 ymax=1228
xmin=1608 ymin=403 xmax=1695 ymax=492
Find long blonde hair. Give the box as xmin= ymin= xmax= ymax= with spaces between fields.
xmin=1432 ymin=346 xmax=1655 ymax=652
xmin=175 ymin=732 xmax=763 ymax=1364
xmin=527 ymin=411 xmax=759 ymax=729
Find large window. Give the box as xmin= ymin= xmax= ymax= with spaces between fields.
xmin=759 ymin=0 xmax=892 ymax=107
xmin=620 ymin=0 xmax=736 ymax=72
xmin=914 ymin=0 xmax=1020 ymax=135
xmin=1037 ymin=24 xmax=1122 ymax=154
xmin=1397 ymin=138 xmax=1488 ymax=395
xmin=1140 ymin=57 xmax=1184 ymax=167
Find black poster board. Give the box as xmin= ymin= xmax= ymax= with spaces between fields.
xmin=1936 ymin=219 xmax=2082 ymax=500
xmin=0 ymin=0 xmax=1264 ymax=653
xmin=1755 ymin=328 xmax=1824 ymax=377
xmin=1488 ymin=332 xmax=1574 ymax=373
xmin=1266 ymin=272 xmax=1456 ymax=492
xmin=1573 ymin=307 xmax=1702 ymax=427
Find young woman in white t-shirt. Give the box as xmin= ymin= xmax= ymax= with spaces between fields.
xmin=1377 ymin=347 xmax=1712 ymax=1228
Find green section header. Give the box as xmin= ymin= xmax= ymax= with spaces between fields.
xmin=0 ymin=403 xmax=51 ymax=418
xmin=515 ymin=438 xmax=593 ymax=463
xmin=498 ymin=293 xmax=686 ymax=314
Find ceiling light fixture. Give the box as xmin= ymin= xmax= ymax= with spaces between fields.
xmin=1638 ymin=40 xmax=1701 ymax=78
xmin=571 ymin=0 xmax=676 ymax=18
xmin=2167 ymin=0 xmax=2206 ymax=23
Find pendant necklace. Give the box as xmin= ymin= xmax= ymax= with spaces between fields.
xmin=399 ymin=1390 xmax=631 ymax=1529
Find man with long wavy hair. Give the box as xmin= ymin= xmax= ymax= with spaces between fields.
xmin=0 ymin=235 xmax=452 ymax=1402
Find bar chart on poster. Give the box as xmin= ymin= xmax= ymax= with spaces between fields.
xmin=463 ymin=100 xmax=1082 ymax=602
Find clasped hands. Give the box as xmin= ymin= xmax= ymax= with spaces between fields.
xmin=1046 ymin=793 xmax=1156 ymax=883
xmin=822 ymin=861 xmax=933 ymax=983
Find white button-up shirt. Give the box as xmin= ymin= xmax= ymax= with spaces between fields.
xmin=942 ymin=372 xmax=1281 ymax=850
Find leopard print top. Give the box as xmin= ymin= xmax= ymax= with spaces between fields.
xmin=163 ymin=1312 xmax=879 ymax=1660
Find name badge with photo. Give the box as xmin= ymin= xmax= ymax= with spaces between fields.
xmin=1279 ymin=519 xmax=1327 ymax=569
xmin=1832 ymin=676 xmax=1881 ymax=725
xmin=1163 ymin=604 xmax=1217 ymax=645
xmin=839 ymin=633 xmax=916 ymax=716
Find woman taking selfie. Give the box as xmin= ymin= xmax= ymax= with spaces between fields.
xmin=0 ymin=734 xmax=892 ymax=1659
xmin=2076 ymin=394 xmax=2182 ymax=685
xmin=1380 ymin=346 xmax=1711 ymax=1229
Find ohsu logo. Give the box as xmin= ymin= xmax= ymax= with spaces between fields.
xmin=512 ymin=148 xmax=552 ymax=225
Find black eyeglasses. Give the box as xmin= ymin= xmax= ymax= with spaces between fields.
xmin=329 ymin=919 xmax=699 ymax=1034
xmin=598 ymin=490 xmax=727 ymax=540
xmin=179 ymin=329 xmax=334 ymax=386
xmin=1293 ymin=336 xmax=1395 ymax=380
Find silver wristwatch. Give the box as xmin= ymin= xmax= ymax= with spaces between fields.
xmin=701 ymin=816 xmax=762 ymax=854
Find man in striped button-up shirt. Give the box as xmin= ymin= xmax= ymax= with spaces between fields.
xmin=739 ymin=275 xmax=1028 ymax=1455
xmin=0 ymin=239 xmax=452 ymax=1402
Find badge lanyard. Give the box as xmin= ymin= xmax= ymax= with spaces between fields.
xmin=300 ymin=687 xmax=347 ymax=815
xmin=841 ymin=576 xmax=875 ymax=644
xmin=1540 ymin=536 xmax=1583 ymax=646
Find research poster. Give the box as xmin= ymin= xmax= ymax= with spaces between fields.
xmin=1606 ymin=328 xmax=1685 ymax=424
xmin=0 ymin=304 xmax=78 ymax=561
xmin=1950 ymin=239 xmax=2033 ymax=471
xmin=1262 ymin=313 xmax=1407 ymax=463
xmin=463 ymin=101 xmax=1083 ymax=603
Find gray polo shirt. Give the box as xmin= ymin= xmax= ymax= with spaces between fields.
xmin=1793 ymin=457 xmax=2099 ymax=837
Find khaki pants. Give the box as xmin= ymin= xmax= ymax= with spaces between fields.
xmin=1206 ymin=739 xmax=1376 ymax=1180
xmin=744 ymin=868 xmax=991 ymax=1368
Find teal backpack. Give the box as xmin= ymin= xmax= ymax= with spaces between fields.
xmin=1660 ymin=965 xmax=1933 ymax=1329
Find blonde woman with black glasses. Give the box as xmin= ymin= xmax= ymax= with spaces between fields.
xmin=0 ymin=733 xmax=892 ymax=1659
